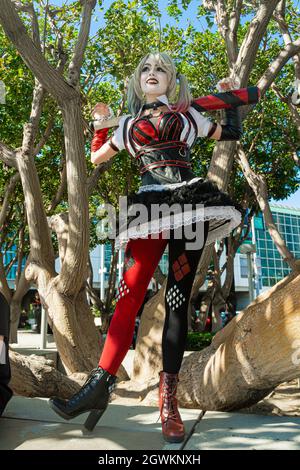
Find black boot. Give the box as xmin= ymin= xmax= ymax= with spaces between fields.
xmin=48 ymin=366 xmax=116 ymax=431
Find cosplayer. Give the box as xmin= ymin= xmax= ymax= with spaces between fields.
xmin=0 ymin=292 xmax=13 ymax=416
xmin=50 ymin=52 xmax=258 ymax=443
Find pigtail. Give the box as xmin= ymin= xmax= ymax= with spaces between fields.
xmin=127 ymin=75 xmax=142 ymax=116
xmin=173 ymin=74 xmax=192 ymax=113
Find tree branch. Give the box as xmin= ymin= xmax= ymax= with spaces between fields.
xmin=0 ymin=172 xmax=20 ymax=229
xmin=67 ymin=0 xmax=97 ymax=87
xmin=273 ymin=0 xmax=300 ymax=78
xmin=0 ymin=252 xmax=12 ymax=302
xmin=12 ymin=0 xmax=41 ymax=50
xmin=215 ymin=0 xmax=240 ymax=66
xmin=257 ymin=38 xmax=300 ymax=97
xmin=47 ymin=162 xmax=67 ymax=213
xmin=235 ymin=0 xmax=281 ymax=84
xmin=271 ymin=83 xmax=300 ymax=138
xmin=33 ymin=111 xmax=56 ymax=156
xmin=87 ymin=158 xmax=114 ymax=196
xmin=0 ymin=142 xmax=18 ymax=168
xmin=236 ymin=143 xmax=300 ymax=271
xmin=0 ymin=0 xmax=77 ymax=103
xmin=16 ymin=79 xmax=55 ymax=267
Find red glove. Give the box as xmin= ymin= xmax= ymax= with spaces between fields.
xmin=91 ymin=128 xmax=109 ymax=153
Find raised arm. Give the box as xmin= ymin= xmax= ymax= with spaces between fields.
xmin=192 ymin=78 xmax=243 ymax=142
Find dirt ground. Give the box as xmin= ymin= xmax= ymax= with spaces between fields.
xmin=240 ymin=378 xmax=300 ymax=416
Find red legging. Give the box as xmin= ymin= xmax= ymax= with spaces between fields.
xmin=99 ymin=222 xmax=209 ymax=376
xmin=99 ymin=234 xmax=168 ymax=375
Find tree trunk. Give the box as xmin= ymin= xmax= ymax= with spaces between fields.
xmin=176 ymin=270 xmax=300 ymax=409
xmin=10 ymin=269 xmax=31 ymax=343
xmin=198 ymin=293 xmax=212 ymax=331
xmin=41 ymin=279 xmax=101 ymax=374
xmin=133 ymin=270 xmax=300 ymax=411
xmin=9 ymin=350 xmax=83 ymax=398
xmin=0 ymin=0 xmax=97 ymax=376
xmin=132 ymin=282 xmax=166 ymax=382
xmin=211 ymin=302 xmax=223 ymax=333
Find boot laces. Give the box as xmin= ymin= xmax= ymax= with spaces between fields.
xmin=160 ymin=378 xmax=179 ymax=423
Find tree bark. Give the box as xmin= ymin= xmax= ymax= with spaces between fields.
xmin=177 ymin=270 xmax=300 ymax=409
xmin=9 ymin=268 xmax=30 ymax=343
xmin=0 ymin=1 xmax=100 ymax=374
xmin=36 ymin=277 xmax=101 ymax=375
xmin=9 ymin=347 xmax=128 ymax=398
xmin=134 ymin=269 xmax=300 ymax=411
xmin=9 ymin=350 xmax=83 ymax=398
xmin=132 ymin=282 xmax=166 ymax=382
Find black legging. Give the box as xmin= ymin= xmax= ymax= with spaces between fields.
xmin=162 ymin=221 xmax=209 ymax=374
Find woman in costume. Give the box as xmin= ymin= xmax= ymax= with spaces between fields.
xmin=49 ymin=52 xmax=247 ymax=442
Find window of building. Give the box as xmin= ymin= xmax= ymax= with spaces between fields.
xmin=268 ymin=259 xmax=275 ymax=268
xmin=286 ymin=225 xmax=292 ymax=234
xmin=159 ymin=252 xmax=168 ymax=275
xmin=259 ymin=249 xmax=267 ymax=258
xmin=240 ymin=256 xmax=248 ymax=278
xmin=254 ymin=216 xmax=264 ymax=230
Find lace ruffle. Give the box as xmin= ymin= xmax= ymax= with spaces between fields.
xmin=115 ymin=206 xmax=241 ymax=249
xmin=137 ymin=177 xmax=203 ymax=194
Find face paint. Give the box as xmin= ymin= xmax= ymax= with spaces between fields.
xmin=140 ymin=55 xmax=169 ymax=101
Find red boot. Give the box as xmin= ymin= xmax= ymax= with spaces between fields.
xmin=159 ymin=371 xmax=185 ymax=443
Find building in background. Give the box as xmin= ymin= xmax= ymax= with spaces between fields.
xmin=255 ymin=204 xmax=300 ymax=288
xmin=2 ymin=246 xmax=26 ymax=290
xmin=231 ymin=203 xmax=300 ymax=310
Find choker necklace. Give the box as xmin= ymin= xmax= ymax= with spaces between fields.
xmin=142 ymin=100 xmax=164 ymax=111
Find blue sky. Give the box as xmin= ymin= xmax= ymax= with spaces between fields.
xmin=46 ymin=0 xmax=300 ymax=208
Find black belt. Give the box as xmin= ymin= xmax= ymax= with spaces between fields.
xmin=136 ymin=141 xmax=188 ymax=158
xmin=136 ymin=141 xmax=190 ymax=175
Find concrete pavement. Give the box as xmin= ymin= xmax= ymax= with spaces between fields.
xmin=2 ymin=331 xmax=300 ymax=450
xmin=1 ymin=395 xmax=300 ymax=450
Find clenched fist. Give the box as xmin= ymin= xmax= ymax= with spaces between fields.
xmin=91 ymin=102 xmax=112 ymax=121
xmin=216 ymin=77 xmax=241 ymax=92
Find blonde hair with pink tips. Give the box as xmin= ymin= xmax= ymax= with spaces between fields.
xmin=127 ymin=52 xmax=192 ymax=115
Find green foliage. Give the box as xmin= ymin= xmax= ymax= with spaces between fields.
xmin=91 ymin=304 xmax=101 ymax=317
xmin=186 ymin=331 xmax=215 ymax=351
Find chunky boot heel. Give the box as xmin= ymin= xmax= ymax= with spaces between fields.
xmin=49 ymin=367 xmax=116 ymax=430
xmin=84 ymin=408 xmax=106 ymax=431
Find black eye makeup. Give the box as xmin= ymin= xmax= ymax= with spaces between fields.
xmin=141 ymin=64 xmax=166 ymax=73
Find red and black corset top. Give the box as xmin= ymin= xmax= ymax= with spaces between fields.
xmin=131 ymin=112 xmax=184 ymax=146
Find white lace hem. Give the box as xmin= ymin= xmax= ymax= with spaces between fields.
xmin=137 ymin=177 xmax=203 ymax=193
xmin=115 ymin=206 xmax=242 ymax=249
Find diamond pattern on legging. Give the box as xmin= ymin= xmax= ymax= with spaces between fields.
xmin=116 ymin=278 xmax=130 ymax=302
xmin=166 ymin=285 xmax=186 ymax=311
xmin=123 ymin=246 xmax=135 ymax=274
xmin=172 ymin=252 xmax=191 ymax=281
